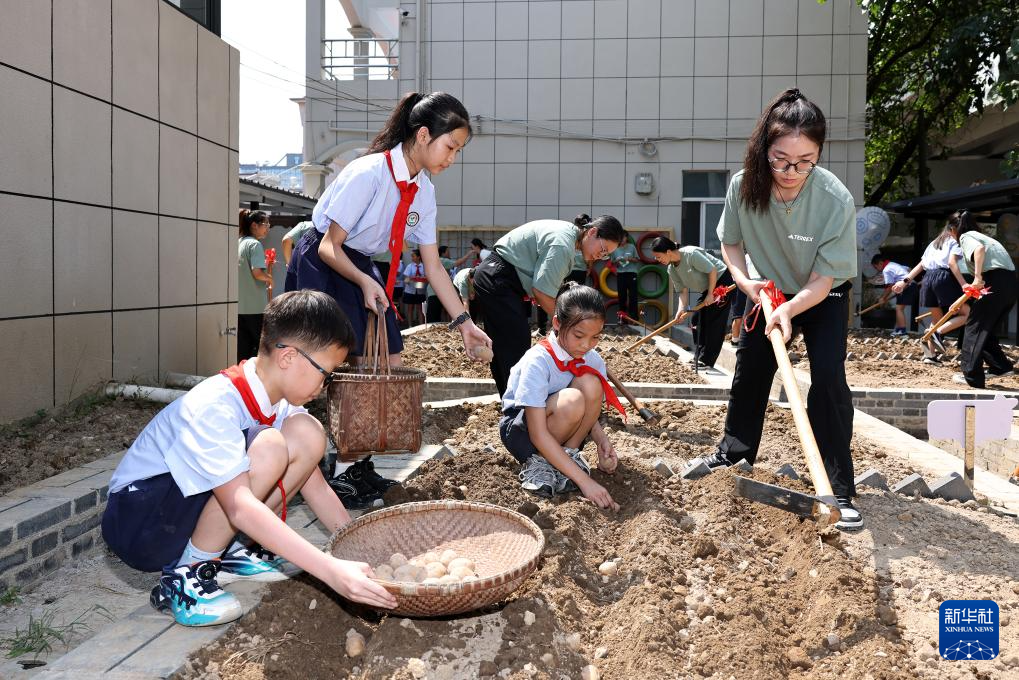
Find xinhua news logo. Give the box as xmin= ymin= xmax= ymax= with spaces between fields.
xmin=939 ymin=600 xmax=999 ymax=661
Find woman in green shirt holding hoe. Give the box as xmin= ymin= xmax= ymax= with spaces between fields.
xmin=651 ymin=237 xmax=732 ymax=369
xmin=686 ymin=88 xmax=862 ymax=531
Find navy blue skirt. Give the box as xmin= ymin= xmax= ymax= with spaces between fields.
xmin=285 ymin=229 xmax=403 ymax=356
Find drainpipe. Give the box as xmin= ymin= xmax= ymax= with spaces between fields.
xmin=105 ymin=382 xmax=187 ymax=404
xmin=416 ymin=0 xmax=423 ymax=92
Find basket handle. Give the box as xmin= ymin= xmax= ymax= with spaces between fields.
xmin=363 ymin=301 xmax=391 ymax=376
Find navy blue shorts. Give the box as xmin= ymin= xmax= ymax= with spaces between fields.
xmin=921 ymin=268 xmax=963 ymax=309
xmin=499 ymin=407 xmax=539 ymax=464
xmin=895 ymin=282 xmax=918 ymax=308
xmin=285 ymin=229 xmax=403 ymax=357
xmin=101 ymin=426 xmax=268 ymax=572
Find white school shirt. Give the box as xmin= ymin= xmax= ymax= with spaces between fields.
xmin=502 ymin=333 xmax=608 ymax=412
xmin=312 ymin=143 xmax=437 ymax=256
xmin=108 ymin=360 xmax=307 ymax=496
xmin=403 ymin=262 xmax=425 ymax=280
xmin=881 ymin=261 xmax=910 ymax=285
xmin=920 ymin=239 xmax=963 ymax=271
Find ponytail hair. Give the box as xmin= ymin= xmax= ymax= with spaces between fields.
xmin=650 ymin=236 xmax=679 ymax=253
xmin=575 ymin=213 xmax=626 ymax=245
xmin=947 ymin=209 xmax=981 ymax=236
xmin=740 ymin=88 xmax=827 ymax=214
xmin=367 ymin=91 xmax=473 ymax=154
xmin=554 ymin=282 xmax=606 ymax=336
xmin=239 ymin=208 xmax=267 ymax=237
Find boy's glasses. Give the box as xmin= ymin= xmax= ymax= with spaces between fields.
xmin=275 ymin=343 xmax=334 ymax=387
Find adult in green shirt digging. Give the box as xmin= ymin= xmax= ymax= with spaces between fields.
xmin=651 ymin=237 xmax=733 ymax=369
xmin=473 ymin=214 xmax=627 ymax=395
xmin=685 ymin=88 xmax=862 ymax=532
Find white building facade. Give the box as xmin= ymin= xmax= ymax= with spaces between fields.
xmin=300 ymin=0 xmax=867 ymax=248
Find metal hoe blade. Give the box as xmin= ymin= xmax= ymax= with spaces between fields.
xmin=637 ymin=407 xmax=661 ymax=426
xmin=733 ymin=476 xmax=840 ymax=526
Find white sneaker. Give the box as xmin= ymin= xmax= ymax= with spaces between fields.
xmin=519 ymin=456 xmax=561 ymax=497
xmin=834 ymin=496 xmax=863 ymax=530
xmin=218 ymin=546 xmax=294 ymax=583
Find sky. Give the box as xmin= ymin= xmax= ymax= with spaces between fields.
xmin=221 ymin=0 xmax=349 ymax=166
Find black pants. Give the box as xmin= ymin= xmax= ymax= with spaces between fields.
xmin=691 ymin=271 xmax=733 ymax=367
xmin=474 ymin=253 xmax=531 ymax=395
xmin=617 ymin=272 xmax=638 ymax=321
xmin=426 ymin=295 xmax=443 ymax=323
xmin=717 ymin=281 xmax=856 ymax=497
xmin=237 ymin=313 xmax=263 ymax=362
xmin=536 ymin=270 xmax=586 ymax=332
xmin=960 ymin=268 xmax=1017 ymax=387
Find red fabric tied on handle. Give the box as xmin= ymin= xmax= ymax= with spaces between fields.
xmin=539 ymin=339 xmax=627 ymax=422
xmin=963 ymin=284 xmax=992 ymax=299
xmin=711 ymin=285 xmax=731 ymax=306
xmin=382 ymin=149 xmax=419 ymax=301
xmin=264 ymin=248 xmax=277 ymax=268
xmin=742 ymin=280 xmax=787 ymax=333
xmin=220 ymin=362 xmax=287 ymax=522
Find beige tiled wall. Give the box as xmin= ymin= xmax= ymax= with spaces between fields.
xmin=0 ymin=0 xmax=238 ymax=422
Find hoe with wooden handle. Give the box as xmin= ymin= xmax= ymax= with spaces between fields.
xmin=605 ymin=366 xmax=661 ymax=426
xmin=732 ymin=290 xmax=841 ymax=527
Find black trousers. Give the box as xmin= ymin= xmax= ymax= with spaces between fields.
xmin=717 ymin=281 xmax=856 ymax=497
xmin=960 ymin=268 xmax=1017 ymax=387
xmin=426 ymin=295 xmax=443 ymax=323
xmin=691 ymin=271 xmax=733 ymax=367
xmin=617 ymin=272 xmax=638 ymax=320
xmin=473 ymin=253 xmax=531 ymax=395
xmin=237 ymin=313 xmax=263 ymax=363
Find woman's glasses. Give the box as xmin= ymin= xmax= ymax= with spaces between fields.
xmin=768 ymin=158 xmax=816 ymax=175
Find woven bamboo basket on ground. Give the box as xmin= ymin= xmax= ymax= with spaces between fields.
xmin=327 ymin=500 xmax=545 ymax=617
xmin=327 ymin=305 xmax=426 ymax=462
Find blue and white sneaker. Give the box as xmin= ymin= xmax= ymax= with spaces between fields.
xmin=218 ymin=545 xmax=295 ymax=583
xmin=150 ymin=560 xmax=242 ymax=627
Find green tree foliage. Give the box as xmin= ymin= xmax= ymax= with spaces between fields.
xmin=858 ymin=1 xmax=1019 ymax=204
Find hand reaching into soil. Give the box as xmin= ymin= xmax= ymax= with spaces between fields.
xmin=579 ymin=478 xmax=619 ymax=512
xmin=326 ymin=558 xmax=398 ymax=609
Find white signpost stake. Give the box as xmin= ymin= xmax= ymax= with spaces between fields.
xmin=927 ymin=395 xmax=1017 ymax=493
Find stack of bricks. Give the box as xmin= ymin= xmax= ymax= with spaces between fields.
xmin=929 ymin=435 xmax=1019 ymax=480
xmin=0 ymin=451 xmax=120 ymax=593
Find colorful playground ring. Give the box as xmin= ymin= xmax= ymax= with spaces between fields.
xmin=636 ymin=231 xmax=665 ymax=264
xmin=598 ymin=266 xmax=618 ymax=299
xmin=638 ymin=299 xmax=668 ymax=328
xmin=637 ymin=264 xmax=669 ymax=299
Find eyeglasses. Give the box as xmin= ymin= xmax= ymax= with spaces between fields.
xmin=768 ymin=158 xmax=816 ymax=175
xmin=596 ymin=239 xmax=614 ymax=261
xmin=275 ymin=343 xmax=334 ymax=387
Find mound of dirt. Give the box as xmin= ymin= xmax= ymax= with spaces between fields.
xmin=401 ymin=326 xmax=705 ymax=384
xmin=177 ymin=402 xmax=954 ymax=680
xmin=790 ymin=328 xmax=1019 ymax=391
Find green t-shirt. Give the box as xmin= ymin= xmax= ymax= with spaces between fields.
xmin=572 ymin=248 xmax=587 ymax=272
xmin=667 ymin=246 xmax=726 ymax=293
xmin=959 ymin=231 xmax=1015 ymax=273
xmin=494 ymin=220 xmax=580 ymax=297
xmin=719 ymin=167 xmax=857 ymax=294
xmin=426 ymin=256 xmax=455 ymax=297
xmin=238 ymin=236 xmax=268 ymax=315
xmin=283 ymin=221 xmax=314 ymax=245
xmin=452 ymin=267 xmax=471 ymax=300
xmin=611 ymin=242 xmax=640 ymax=274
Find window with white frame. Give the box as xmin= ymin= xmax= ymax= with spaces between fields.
xmin=681 ymin=171 xmax=728 ymax=254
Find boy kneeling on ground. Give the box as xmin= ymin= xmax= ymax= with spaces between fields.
xmin=101 ymin=290 xmax=397 ymax=626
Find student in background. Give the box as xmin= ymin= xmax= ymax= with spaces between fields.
xmin=870 ymin=253 xmax=918 ymax=337
xmin=282 ymin=221 xmax=315 ymax=266
xmin=610 ymin=238 xmax=640 ymax=323
xmin=238 ymin=209 xmax=273 ymax=362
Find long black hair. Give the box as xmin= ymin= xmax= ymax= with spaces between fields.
xmin=650 ymin=236 xmax=679 ymax=253
xmin=573 ymin=213 xmax=626 ymax=244
xmin=741 ymin=88 xmax=827 ymax=214
xmin=554 ymin=281 xmax=605 ymax=336
xmin=947 ymin=210 xmax=981 ymax=237
xmin=239 ymin=209 xmax=267 ymax=238
xmin=367 ymin=92 xmax=472 ymax=154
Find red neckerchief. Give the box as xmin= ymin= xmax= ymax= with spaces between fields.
xmin=219 ymin=361 xmax=287 ymax=521
xmin=382 ymin=149 xmax=419 ymax=301
xmin=743 ymin=280 xmax=787 ymax=333
xmin=539 ymin=339 xmax=626 ymax=421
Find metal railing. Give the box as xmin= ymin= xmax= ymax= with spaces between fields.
xmin=322 ymin=39 xmax=399 ymax=80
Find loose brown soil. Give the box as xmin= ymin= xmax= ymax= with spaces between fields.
xmin=0 ymin=395 xmax=163 ymax=496
xmin=401 ymin=326 xmax=705 ymax=384
xmin=790 ymin=328 xmax=1019 ymax=391
xmin=175 ymin=402 xmax=1019 ymax=680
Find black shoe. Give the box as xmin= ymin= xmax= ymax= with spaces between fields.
xmin=929 ymin=331 xmax=947 ymax=355
xmin=697 ymin=452 xmax=735 ymax=471
xmin=358 ymin=460 xmax=401 ymax=491
xmin=988 ymin=366 xmax=1015 ymax=377
xmin=328 ymin=466 xmax=383 ymax=510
